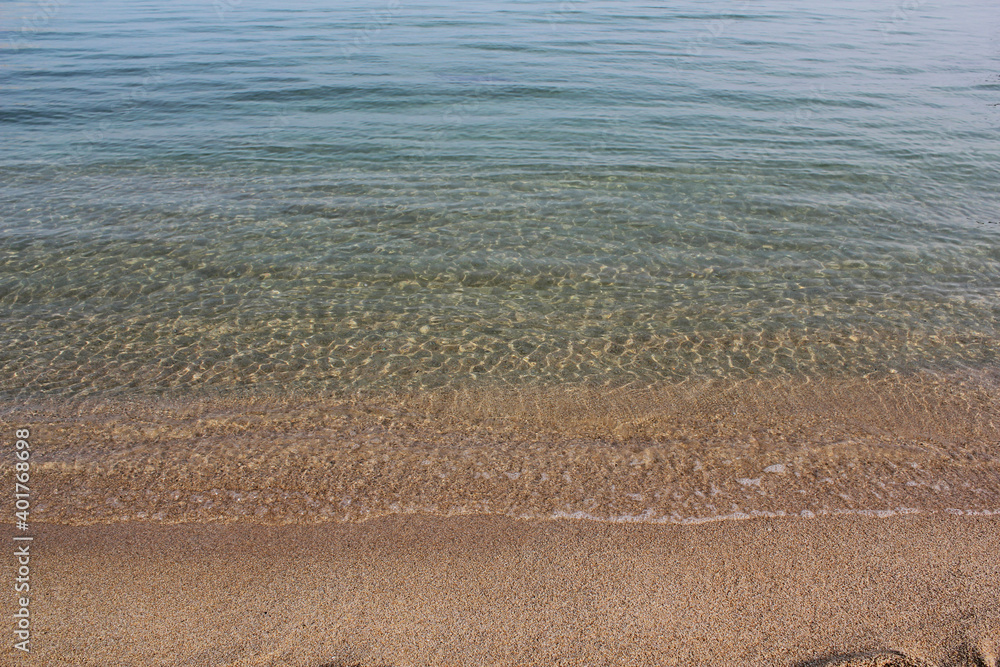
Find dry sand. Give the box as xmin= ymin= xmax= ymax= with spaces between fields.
xmin=5 ymin=514 xmax=998 ymax=666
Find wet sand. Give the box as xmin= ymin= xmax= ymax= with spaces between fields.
xmin=7 ymin=514 xmax=999 ymax=666
xmin=3 ymin=374 xmax=998 ymax=665
xmin=9 ymin=373 xmax=1000 ymax=526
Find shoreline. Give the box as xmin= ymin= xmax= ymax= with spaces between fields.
xmin=8 ymin=514 xmax=999 ymax=666
xmin=5 ymin=373 xmax=998 ymax=664
xmin=6 ymin=372 xmax=1000 ymax=526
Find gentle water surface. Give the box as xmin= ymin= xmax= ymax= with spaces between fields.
xmin=2 ymin=0 xmax=999 ymax=398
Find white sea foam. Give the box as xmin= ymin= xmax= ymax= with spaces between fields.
xmin=540 ymin=505 xmax=998 ymax=526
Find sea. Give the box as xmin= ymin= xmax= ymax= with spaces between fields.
xmin=2 ymin=0 xmax=999 ymax=525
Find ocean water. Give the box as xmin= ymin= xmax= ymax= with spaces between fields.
xmin=2 ymin=0 xmax=999 ymax=524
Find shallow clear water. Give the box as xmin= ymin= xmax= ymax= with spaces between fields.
xmin=2 ymin=0 xmax=1000 ymax=400
xmin=4 ymin=0 xmax=1000 ymax=527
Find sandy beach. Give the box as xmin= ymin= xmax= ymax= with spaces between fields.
xmin=6 ymin=514 xmax=998 ymax=666
xmin=3 ymin=377 xmax=998 ymax=665
xmin=4 ymin=0 xmax=1000 ymax=664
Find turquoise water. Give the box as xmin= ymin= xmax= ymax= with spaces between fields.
xmin=2 ymin=0 xmax=1000 ymax=398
